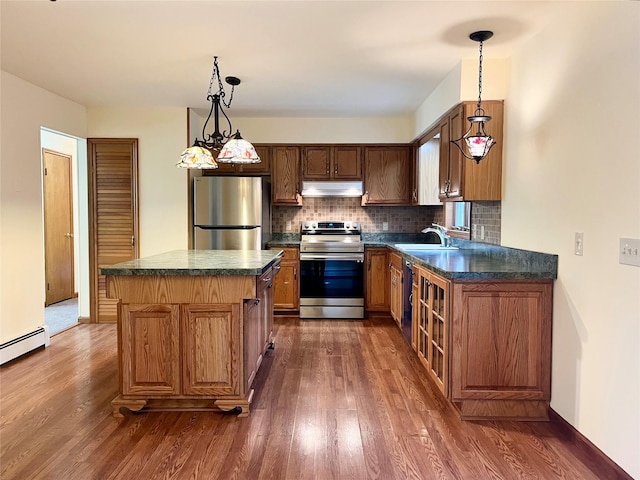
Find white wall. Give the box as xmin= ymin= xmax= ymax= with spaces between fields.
xmin=87 ymin=108 xmax=189 ymax=257
xmin=414 ymin=62 xmax=462 ymax=139
xmin=193 ymin=115 xmax=414 ymax=144
xmin=413 ymin=58 xmax=510 ymax=139
xmin=0 ymin=71 xmax=87 ymax=344
xmin=501 ymin=3 xmax=640 ymax=477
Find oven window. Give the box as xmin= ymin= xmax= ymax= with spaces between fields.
xmin=299 ymin=259 xmax=364 ymax=299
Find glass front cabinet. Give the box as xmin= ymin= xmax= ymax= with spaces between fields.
xmin=413 ymin=265 xmax=450 ymax=396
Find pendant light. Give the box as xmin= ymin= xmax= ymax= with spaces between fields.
xmin=177 ymin=56 xmax=260 ymax=169
xmin=451 ymin=30 xmax=496 ymax=164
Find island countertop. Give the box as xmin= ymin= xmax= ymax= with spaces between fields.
xmin=100 ymin=249 xmax=283 ymax=276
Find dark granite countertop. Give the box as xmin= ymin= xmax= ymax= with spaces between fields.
xmin=387 ymin=240 xmax=558 ymax=280
xmin=270 ymin=232 xmax=558 ymax=280
xmin=267 ymin=233 xmax=301 ymax=248
xmin=100 ymin=249 xmax=283 ymax=276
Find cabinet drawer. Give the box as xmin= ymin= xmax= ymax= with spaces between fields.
xmin=390 ymin=251 xmax=403 ymax=270
xmin=271 ymin=247 xmax=299 ymax=261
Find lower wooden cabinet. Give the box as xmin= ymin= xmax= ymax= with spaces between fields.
xmin=120 ymin=303 xmax=181 ymax=396
xmin=182 ymin=304 xmax=241 ymax=396
xmin=411 ymin=265 xmax=553 ymax=420
xmin=450 ymin=280 xmax=552 ymax=420
xmin=120 ymin=302 xmax=240 ymax=397
xmin=413 ymin=265 xmax=450 ymax=396
xmin=389 ymin=252 xmax=403 ymax=327
xmin=269 ymin=247 xmax=299 ymax=312
xmin=365 ymin=247 xmax=389 ymax=312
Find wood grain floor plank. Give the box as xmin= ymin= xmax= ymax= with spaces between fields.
xmin=0 ymin=319 xmax=626 ymax=480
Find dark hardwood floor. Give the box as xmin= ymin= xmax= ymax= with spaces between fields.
xmin=0 ymin=317 xmax=624 ymax=479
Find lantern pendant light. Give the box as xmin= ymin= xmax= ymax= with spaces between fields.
xmin=451 ymin=30 xmax=496 ymax=164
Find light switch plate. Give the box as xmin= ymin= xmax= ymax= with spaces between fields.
xmin=382 ymin=222 xmax=389 ymax=231
xmin=574 ymin=232 xmax=584 ymax=256
xmin=619 ymin=238 xmax=640 ymax=267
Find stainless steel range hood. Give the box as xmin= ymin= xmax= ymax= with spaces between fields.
xmin=301 ymin=181 xmax=363 ymax=197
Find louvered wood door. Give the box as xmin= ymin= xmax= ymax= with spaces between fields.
xmin=88 ymin=139 xmax=139 ymax=323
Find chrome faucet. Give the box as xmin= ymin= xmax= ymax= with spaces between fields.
xmin=421 ymin=223 xmax=451 ymax=247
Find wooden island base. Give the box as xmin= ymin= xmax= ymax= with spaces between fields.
xmin=111 ymin=391 xmax=255 ymax=418
xmin=102 ymin=250 xmax=282 ymax=420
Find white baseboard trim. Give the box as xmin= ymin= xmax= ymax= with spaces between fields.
xmin=0 ymin=326 xmax=50 ymax=366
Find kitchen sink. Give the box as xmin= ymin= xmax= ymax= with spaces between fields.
xmin=394 ymin=244 xmax=459 ymax=251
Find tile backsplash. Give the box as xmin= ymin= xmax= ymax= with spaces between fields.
xmin=272 ymin=197 xmax=501 ymax=244
xmin=272 ymin=197 xmax=443 ymax=234
xmin=471 ymin=201 xmax=501 ymax=245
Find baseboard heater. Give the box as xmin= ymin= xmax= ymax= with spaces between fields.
xmin=0 ymin=326 xmax=50 ymax=366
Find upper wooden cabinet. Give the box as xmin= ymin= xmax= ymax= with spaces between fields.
xmin=362 ymin=146 xmax=412 ymax=205
xmin=302 ymin=146 xmax=362 ymax=180
xmin=438 ymin=100 xmax=504 ymax=202
xmin=239 ymin=145 xmax=271 ymax=175
xmin=202 ymin=145 xmax=271 ymax=176
xmin=271 ymin=146 xmax=302 ymax=206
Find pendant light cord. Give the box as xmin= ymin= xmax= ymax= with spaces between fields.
xmin=477 ymin=40 xmax=484 ymax=111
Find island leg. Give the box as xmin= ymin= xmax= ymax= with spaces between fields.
xmin=111 ymin=395 xmax=148 ymax=418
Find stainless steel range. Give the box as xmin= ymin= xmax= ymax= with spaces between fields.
xmin=299 ymin=221 xmax=364 ymax=319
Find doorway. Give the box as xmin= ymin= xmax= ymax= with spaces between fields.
xmin=40 ymin=128 xmax=88 ymax=336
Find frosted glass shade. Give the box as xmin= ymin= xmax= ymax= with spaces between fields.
xmin=465 ymin=134 xmax=494 ymax=160
xmin=177 ymin=146 xmax=218 ymax=169
xmin=217 ymin=137 xmax=261 ymax=164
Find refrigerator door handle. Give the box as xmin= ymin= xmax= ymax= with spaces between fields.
xmin=194 ymin=225 xmax=260 ymax=230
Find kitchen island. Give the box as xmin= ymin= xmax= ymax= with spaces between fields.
xmin=101 ymin=249 xmax=282 ymax=418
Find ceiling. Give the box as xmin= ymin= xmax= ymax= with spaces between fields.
xmin=1 ymin=0 xmax=571 ymax=117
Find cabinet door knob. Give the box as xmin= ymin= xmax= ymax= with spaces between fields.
xmin=255 ymin=299 xmax=261 ymax=305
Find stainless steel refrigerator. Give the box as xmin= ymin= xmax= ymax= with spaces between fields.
xmin=193 ymin=176 xmax=271 ymax=250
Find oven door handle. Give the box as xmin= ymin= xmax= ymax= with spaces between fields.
xmin=300 ymin=253 xmax=365 ymax=262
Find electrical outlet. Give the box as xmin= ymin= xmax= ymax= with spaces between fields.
xmin=382 ymin=222 xmax=389 ymax=231
xmin=574 ymin=232 xmax=584 ymax=256
xmin=286 ymin=221 xmax=292 ymax=232
xmin=480 ymin=225 xmax=485 ymax=240
xmin=619 ymin=238 xmax=640 ymax=267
